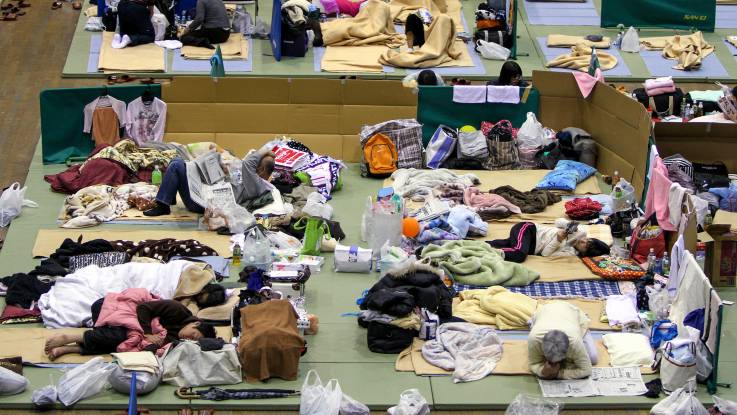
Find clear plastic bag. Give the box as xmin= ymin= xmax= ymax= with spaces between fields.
xmin=387 ymin=389 xmax=430 ymax=415
xmin=57 ymin=357 xmax=115 ymax=406
xmin=302 ymin=192 xmax=333 ymax=220
xmin=505 ymin=393 xmax=562 ymax=415
xmin=684 ymin=327 xmax=714 ymax=382
xmin=620 ymin=26 xmax=640 ymax=53
xmin=713 ymin=396 xmax=737 ymax=415
xmin=476 ymin=39 xmax=511 ymax=60
xmin=650 ymin=385 xmax=708 ymax=415
xmin=31 ymin=384 xmax=58 ymax=410
xmin=299 ymin=370 xmax=342 ymax=415
xmin=647 ymin=285 xmax=671 ymax=320
xmin=243 ymin=226 xmax=272 ymax=270
xmin=0 ymin=182 xmax=38 ymax=227
xmin=0 ymin=366 xmax=28 ymax=396
xmin=611 ymin=179 xmax=636 ymax=213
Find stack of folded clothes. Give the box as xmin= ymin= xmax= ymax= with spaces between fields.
xmin=645 ymin=77 xmax=675 ymax=96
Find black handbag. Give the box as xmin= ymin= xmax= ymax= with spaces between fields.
xmin=474 ymin=28 xmax=511 ymax=48
xmin=633 ymin=88 xmax=685 ymax=117
xmin=366 ymin=321 xmax=417 ymax=354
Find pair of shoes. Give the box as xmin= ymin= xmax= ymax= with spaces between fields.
xmin=143 ymin=202 xmax=171 ymax=217
xmin=107 ymin=73 xmax=136 ymax=84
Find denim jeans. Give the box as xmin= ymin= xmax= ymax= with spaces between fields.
xmin=155 ymin=158 xmax=205 ymax=213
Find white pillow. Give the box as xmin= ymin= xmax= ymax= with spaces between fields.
xmin=0 ymin=366 xmax=28 ymax=396
xmin=603 ymin=333 xmax=654 ymax=367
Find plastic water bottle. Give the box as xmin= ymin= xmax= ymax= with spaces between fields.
xmin=647 ymin=248 xmax=657 ymax=272
xmin=695 ymin=243 xmax=707 ymax=271
xmin=151 ymin=165 xmax=162 ymax=186
xmin=661 ymin=252 xmax=670 ymax=277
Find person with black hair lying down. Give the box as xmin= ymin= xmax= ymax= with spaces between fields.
xmin=488 ymin=60 xmax=529 ymax=87
xmin=487 ymin=219 xmax=610 ymax=263
xmin=113 ymin=0 xmax=156 ymax=48
xmin=44 ymin=299 xmax=216 ymax=360
xmin=144 ymin=144 xmax=276 ymax=216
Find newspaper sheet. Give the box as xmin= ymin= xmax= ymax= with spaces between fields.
xmin=539 ymin=367 xmax=647 ymax=398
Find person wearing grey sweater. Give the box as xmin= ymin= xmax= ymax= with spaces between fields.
xmin=180 ymin=0 xmax=231 ymax=49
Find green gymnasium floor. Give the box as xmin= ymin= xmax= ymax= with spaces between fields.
xmin=62 ymin=0 xmax=737 ymax=81
xmin=2 ymin=143 xmax=737 ymax=411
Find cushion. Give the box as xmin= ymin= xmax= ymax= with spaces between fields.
xmin=582 ymin=256 xmax=646 ymax=281
xmin=197 ymin=288 xmax=245 ymax=323
xmin=602 ymin=333 xmax=654 ymax=367
xmin=536 ymin=160 xmax=596 ymax=191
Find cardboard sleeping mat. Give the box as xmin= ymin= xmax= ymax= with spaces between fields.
xmin=57 ymin=203 xmax=199 ymax=223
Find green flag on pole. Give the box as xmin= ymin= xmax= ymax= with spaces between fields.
xmin=210 ymin=45 xmax=225 ymax=79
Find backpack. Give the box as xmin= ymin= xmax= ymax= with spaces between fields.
xmin=362 ymin=133 xmax=398 ymax=177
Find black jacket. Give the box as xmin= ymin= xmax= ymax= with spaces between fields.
xmin=361 ymin=262 xmax=452 ymax=318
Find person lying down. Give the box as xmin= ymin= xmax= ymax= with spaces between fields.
xmin=45 ymin=291 xmax=216 ymax=360
xmin=487 ymin=219 xmax=610 ymax=263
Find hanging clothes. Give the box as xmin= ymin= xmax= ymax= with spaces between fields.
xmin=83 ymin=96 xmax=127 ymax=147
xmin=644 ymin=156 xmax=677 ymax=231
xmin=125 ymin=97 xmax=167 ymax=145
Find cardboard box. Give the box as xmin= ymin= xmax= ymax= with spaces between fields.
xmin=706 ymin=211 xmax=737 ymax=287
xmin=654 ymin=122 xmax=737 ymax=174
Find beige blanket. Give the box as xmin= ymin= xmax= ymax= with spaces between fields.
xmin=640 ymin=31 xmax=713 ymax=70
xmin=322 ymin=45 xmax=388 ymax=72
xmin=547 ymin=34 xmax=611 ymax=49
xmin=98 ymin=31 xmax=165 ymax=72
xmin=397 ymin=338 xmax=655 ymax=376
xmin=380 ymin=14 xmax=471 ymax=69
xmin=321 ymin=0 xmax=405 ymax=47
xmin=181 ymin=33 xmax=249 ymax=60
xmin=547 ymin=44 xmax=618 ymax=72
xmin=484 ymin=221 xmax=613 ymax=246
xmin=389 ymin=0 xmax=462 ymax=28
xmin=58 ymin=203 xmax=199 ymax=223
xmin=32 ymin=229 xmax=233 ymax=258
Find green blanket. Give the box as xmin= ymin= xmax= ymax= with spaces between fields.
xmin=421 ymin=240 xmax=540 ymax=287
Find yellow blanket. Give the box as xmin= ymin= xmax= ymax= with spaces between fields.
xmin=546 ymin=44 xmax=618 ymax=72
xmin=98 ymin=31 xmax=165 ymax=72
xmin=640 ymin=31 xmax=713 ymax=70
xmin=181 ymin=33 xmax=249 ymax=60
xmin=547 ymin=34 xmax=611 ymax=49
xmin=321 ymin=45 xmax=388 ymax=72
xmin=380 ymin=15 xmax=471 ymax=69
xmin=321 ymin=0 xmax=405 ymax=47
xmin=389 ymin=0 xmax=462 ymax=28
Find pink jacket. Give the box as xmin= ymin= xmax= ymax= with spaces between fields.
xmin=463 ymin=187 xmax=522 ymax=214
xmin=95 ymin=288 xmax=168 ymax=353
xmin=644 ymin=157 xmax=677 ymax=231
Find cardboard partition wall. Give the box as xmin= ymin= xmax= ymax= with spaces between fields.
xmin=653 ymin=122 xmax=737 ymax=174
xmin=161 ymin=77 xmax=417 ymax=162
xmin=533 ymin=70 xmax=652 ymax=196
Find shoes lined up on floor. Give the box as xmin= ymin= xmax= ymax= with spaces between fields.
xmin=1 ymin=0 xmax=29 ymax=21
xmin=51 ymin=0 xmax=82 ymax=10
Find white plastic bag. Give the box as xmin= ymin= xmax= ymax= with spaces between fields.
xmin=387 ymin=389 xmax=430 ymax=415
xmin=650 ymin=385 xmax=708 ymax=415
xmin=457 ymin=130 xmax=488 ymax=160
xmin=0 ymin=182 xmax=38 ymax=227
xmin=299 ymin=370 xmax=342 ymax=415
xmin=476 ymin=39 xmax=511 ymax=60
xmin=302 ymin=192 xmax=333 ymax=220
xmin=647 ymin=285 xmax=671 ymax=320
xmin=340 ymin=393 xmax=370 ymax=415
xmin=621 ymin=26 xmax=640 ymax=53
xmin=505 ymin=393 xmax=561 ymax=415
xmin=151 ymin=10 xmax=168 ymax=41
xmin=108 ymin=366 xmax=162 ymax=396
xmin=0 ymin=366 xmax=28 ymax=396
xmin=84 ymin=16 xmax=105 ymax=31
xmin=334 ymin=244 xmax=373 ymax=273
xmin=31 ymin=384 xmax=58 ymax=409
xmin=57 ymin=357 xmax=115 ymax=406
xmin=517 ymin=112 xmax=546 ymax=150
xmin=684 ymin=326 xmax=714 ymax=382
xmin=713 ymin=396 xmax=737 ymax=415
xmin=611 ymin=179 xmax=636 ymax=213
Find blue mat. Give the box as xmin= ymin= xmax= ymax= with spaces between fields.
xmin=536 ymin=37 xmax=632 ymax=76
xmin=171 ymin=38 xmax=253 ymax=72
xmin=640 ymin=49 xmax=729 ymax=78
xmin=87 ymin=34 xmax=102 ymax=73
xmin=717 ymin=5 xmax=737 ymax=29
xmin=454 ymin=280 xmax=622 ymax=299
xmin=523 ymin=0 xmax=600 ymax=26
xmin=725 ymin=38 xmax=737 ymax=56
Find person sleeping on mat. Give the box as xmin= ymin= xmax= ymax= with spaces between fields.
xmin=528 ymin=301 xmax=597 ymax=380
xmin=44 ymin=299 xmax=216 ymax=360
xmin=487 ymin=219 xmax=610 ymax=263
xmin=113 ymin=0 xmax=156 ymax=48
xmin=180 ymin=0 xmax=231 ymax=49
xmin=144 ymin=144 xmax=276 ymax=216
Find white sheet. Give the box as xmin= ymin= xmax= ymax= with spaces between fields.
xmin=39 ymin=261 xmax=192 ymax=328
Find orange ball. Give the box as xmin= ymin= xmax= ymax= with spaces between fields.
xmin=402 ymin=217 xmax=421 ymax=238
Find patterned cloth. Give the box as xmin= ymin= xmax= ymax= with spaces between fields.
xmin=69 ymin=251 xmax=131 ymax=272
xmin=110 ymin=239 xmax=217 ymax=262
xmin=82 ymin=139 xmax=178 ymax=173
xmin=453 ymin=280 xmax=622 ymax=299
xmin=296 ymin=156 xmax=344 ymax=199
xmin=359 ymin=119 xmax=424 ymax=169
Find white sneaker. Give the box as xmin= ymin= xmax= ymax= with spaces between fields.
xmin=111 ymin=33 xmax=123 ymax=48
